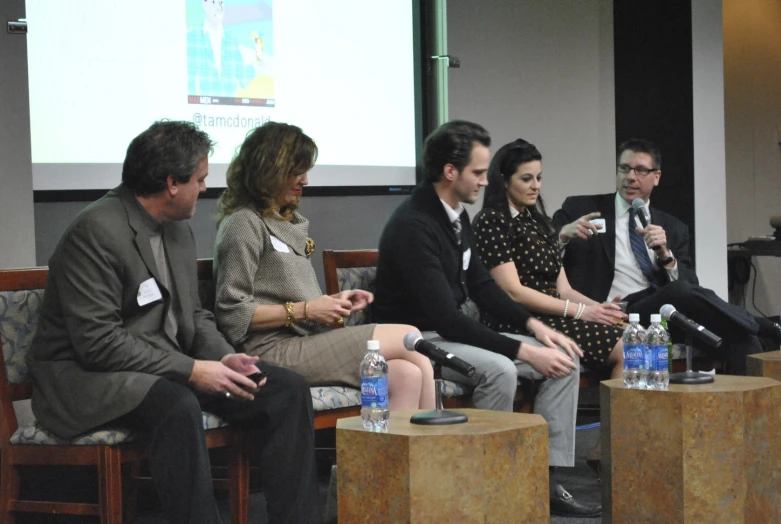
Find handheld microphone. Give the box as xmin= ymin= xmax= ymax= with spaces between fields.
xmin=632 ymin=198 xmax=661 ymax=251
xmin=631 ymin=197 xmax=652 ymax=229
xmin=660 ymin=304 xmax=723 ymax=348
xmin=403 ymin=332 xmax=476 ymax=378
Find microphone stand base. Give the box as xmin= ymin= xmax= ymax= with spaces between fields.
xmin=669 ymin=371 xmax=715 ymax=385
xmin=410 ymin=409 xmax=468 ymax=425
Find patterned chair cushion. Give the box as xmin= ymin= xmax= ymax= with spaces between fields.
xmin=440 ymin=379 xmax=471 ymax=397
xmin=0 ymin=289 xmax=44 ymax=384
xmin=11 ymin=424 xmax=137 ymax=446
xmin=10 ymin=411 xmax=229 ymax=446
xmin=309 ymin=381 xmax=472 ymax=412
xmin=202 ymin=411 xmax=230 ymax=430
xmin=459 ymin=298 xmax=481 ymax=321
xmin=335 ymin=267 xmax=376 ymax=326
xmin=311 ymin=386 xmax=361 ymax=411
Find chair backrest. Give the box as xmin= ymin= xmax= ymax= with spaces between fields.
xmin=197 ymin=258 xmax=216 ymax=312
xmin=0 ymin=267 xmax=49 ymax=441
xmin=322 ymin=250 xmax=378 ymax=327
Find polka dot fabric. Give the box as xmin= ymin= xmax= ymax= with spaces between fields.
xmin=473 ymin=208 xmax=621 ymax=371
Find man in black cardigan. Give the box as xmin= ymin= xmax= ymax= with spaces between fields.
xmin=552 ymin=138 xmax=780 ymax=373
xmin=374 ymin=120 xmax=601 ymax=518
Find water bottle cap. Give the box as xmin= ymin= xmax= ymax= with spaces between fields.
xmin=628 ymin=313 xmax=640 ymax=322
xmin=650 ymin=314 xmax=661 ymax=323
xmin=367 ymin=340 xmax=380 ymax=351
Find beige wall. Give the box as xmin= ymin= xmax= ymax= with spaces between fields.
xmin=0 ymin=0 xmax=35 ymax=269
xmin=446 ymin=0 xmax=616 ymax=216
xmin=724 ymin=0 xmax=781 ymax=318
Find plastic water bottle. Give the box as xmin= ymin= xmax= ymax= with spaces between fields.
xmin=622 ymin=313 xmax=647 ymax=389
xmin=645 ymin=314 xmax=670 ymax=390
xmin=661 ymin=318 xmax=673 ymax=373
xmin=359 ymin=339 xmax=389 ymax=431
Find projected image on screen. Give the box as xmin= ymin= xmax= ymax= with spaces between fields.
xmin=186 ymin=0 xmax=275 ymax=107
xmin=26 ymin=0 xmax=420 ymax=192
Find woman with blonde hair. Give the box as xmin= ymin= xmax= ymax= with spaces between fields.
xmin=213 ymin=121 xmax=435 ymax=410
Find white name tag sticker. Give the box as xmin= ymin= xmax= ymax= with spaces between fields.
xmin=462 ymin=248 xmax=471 ymax=270
xmin=137 ymin=277 xmax=163 ymax=306
xmin=269 ymin=235 xmax=290 ymax=253
xmin=589 ymin=218 xmax=606 ymax=233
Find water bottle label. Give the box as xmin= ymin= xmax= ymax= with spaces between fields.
xmin=654 ymin=345 xmax=668 ymax=371
xmin=624 ymin=344 xmax=645 ymax=370
xmin=361 ymin=376 xmax=388 ymax=408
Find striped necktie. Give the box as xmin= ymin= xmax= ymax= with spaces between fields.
xmin=452 ymin=218 xmax=462 ymax=245
xmin=628 ymin=208 xmax=659 ymax=289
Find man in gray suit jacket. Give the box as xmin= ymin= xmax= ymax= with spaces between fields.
xmin=27 ymin=121 xmax=320 ymax=523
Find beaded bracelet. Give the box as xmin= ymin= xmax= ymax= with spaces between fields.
xmin=574 ymin=303 xmax=585 ymax=320
xmin=284 ymin=302 xmax=296 ymax=328
xmin=563 ymin=299 xmax=570 ymax=318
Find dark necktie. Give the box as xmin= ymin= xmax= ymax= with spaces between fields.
xmin=628 ymin=208 xmax=659 ymax=289
xmin=452 ymin=218 xmax=462 ymax=245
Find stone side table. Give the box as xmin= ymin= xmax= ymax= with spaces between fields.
xmin=336 ymin=408 xmax=549 ymax=523
xmin=747 ymin=351 xmax=781 ymax=381
xmin=601 ymin=376 xmax=781 ymax=523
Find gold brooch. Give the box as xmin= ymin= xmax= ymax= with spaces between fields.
xmin=305 ymin=237 xmax=315 ymax=258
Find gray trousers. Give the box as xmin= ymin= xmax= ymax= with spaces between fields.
xmin=423 ymin=331 xmax=578 ymax=467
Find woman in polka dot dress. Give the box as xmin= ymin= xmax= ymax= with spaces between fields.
xmin=473 ymin=139 xmax=625 ymax=379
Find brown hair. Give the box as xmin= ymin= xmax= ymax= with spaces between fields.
xmin=217 ymin=121 xmax=318 ymax=223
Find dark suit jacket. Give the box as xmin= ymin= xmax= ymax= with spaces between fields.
xmin=28 ymin=185 xmax=233 ymax=438
xmin=551 ymin=193 xmax=698 ymax=303
xmin=372 ymin=181 xmax=533 ymax=360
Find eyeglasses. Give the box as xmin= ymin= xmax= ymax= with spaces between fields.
xmin=617 ymin=164 xmax=658 ymax=177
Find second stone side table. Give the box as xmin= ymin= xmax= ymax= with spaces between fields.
xmin=601 ymin=376 xmax=781 ymax=523
xmin=747 ymin=350 xmax=781 ymax=381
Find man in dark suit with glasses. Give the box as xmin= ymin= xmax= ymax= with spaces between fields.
xmin=552 ymin=138 xmax=780 ymax=374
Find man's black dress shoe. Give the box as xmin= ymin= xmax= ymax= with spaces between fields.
xmin=550 ymin=483 xmax=602 ymax=518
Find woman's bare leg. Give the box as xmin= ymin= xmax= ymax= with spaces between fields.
xmin=606 ymin=339 xmax=624 ymax=380
xmin=372 ymin=324 xmax=436 ymax=409
xmin=386 ymin=360 xmax=423 ymax=409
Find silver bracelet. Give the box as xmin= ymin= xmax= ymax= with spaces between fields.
xmin=563 ymin=299 xmax=570 ymax=318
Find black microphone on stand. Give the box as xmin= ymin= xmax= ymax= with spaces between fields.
xmin=403 ymin=333 xmax=475 ymax=378
xmin=660 ymin=304 xmax=722 ymax=348
xmin=403 ymin=332 xmax=472 ymax=425
xmin=661 ymin=304 xmax=718 ymax=385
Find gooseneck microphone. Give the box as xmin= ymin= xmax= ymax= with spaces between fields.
xmin=403 ymin=332 xmax=476 ymax=378
xmin=660 ymin=304 xmax=722 ymax=348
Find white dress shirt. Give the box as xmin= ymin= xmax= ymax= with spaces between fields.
xmin=440 ymin=198 xmax=464 ymax=225
xmin=608 ymin=193 xmax=678 ymax=300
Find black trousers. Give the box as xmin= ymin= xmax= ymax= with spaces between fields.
xmin=116 ymin=364 xmax=321 ymax=524
xmin=625 ymin=279 xmax=762 ymax=374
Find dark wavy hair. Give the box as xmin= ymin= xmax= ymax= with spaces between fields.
xmin=217 ymin=122 xmax=318 ymax=224
xmin=480 ymin=138 xmax=556 ymax=241
xmin=423 ymin=120 xmax=491 ymax=183
xmin=122 ymin=120 xmax=214 ymax=196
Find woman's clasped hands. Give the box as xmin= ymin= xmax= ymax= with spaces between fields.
xmin=306 ymin=290 xmax=374 ymax=324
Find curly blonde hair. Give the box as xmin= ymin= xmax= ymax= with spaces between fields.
xmin=217 ymin=122 xmax=318 ymax=223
